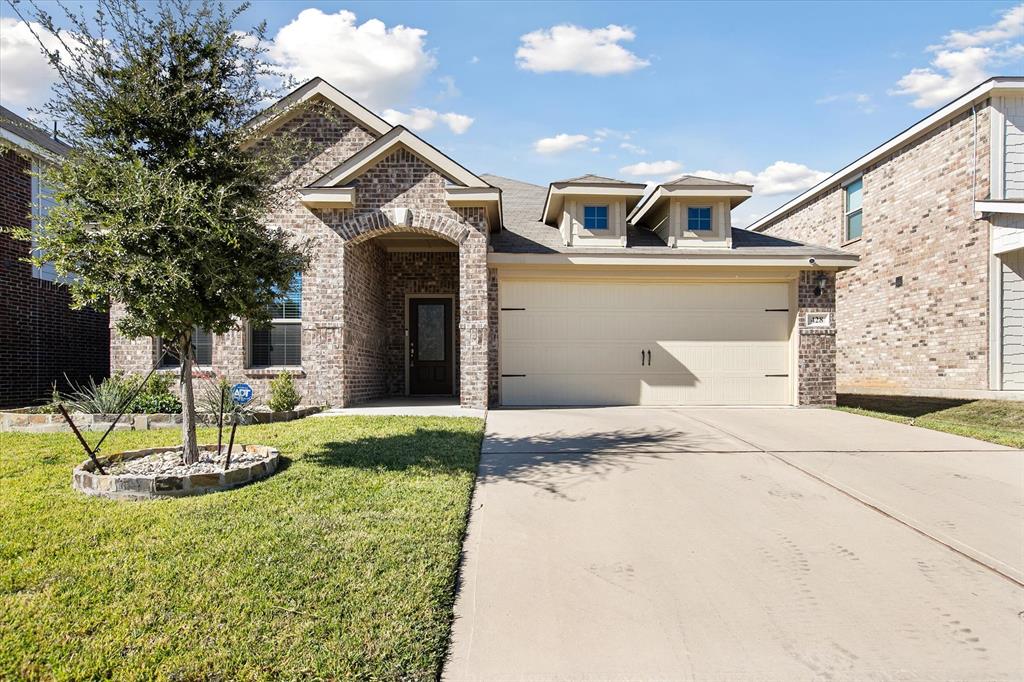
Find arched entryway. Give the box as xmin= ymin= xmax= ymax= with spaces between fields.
xmin=335 ymin=209 xmax=489 ymax=409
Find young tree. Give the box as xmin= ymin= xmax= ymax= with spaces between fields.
xmin=8 ymin=0 xmax=310 ymax=463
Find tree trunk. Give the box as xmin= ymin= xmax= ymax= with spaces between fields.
xmin=179 ymin=334 xmax=200 ymax=465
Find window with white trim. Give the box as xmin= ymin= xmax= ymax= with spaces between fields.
xmin=583 ymin=205 xmax=608 ymax=230
xmin=250 ymin=273 xmax=302 ymax=367
xmin=159 ymin=328 xmax=213 ymax=367
xmin=31 ymin=160 xmax=58 ymax=282
xmin=844 ymin=178 xmax=863 ymax=241
xmin=687 ymin=206 xmax=712 ymax=231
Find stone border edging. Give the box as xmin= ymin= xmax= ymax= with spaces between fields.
xmin=72 ymin=444 xmax=280 ymax=500
xmin=1 ymin=406 xmax=323 ymax=433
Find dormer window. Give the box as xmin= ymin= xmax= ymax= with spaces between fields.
xmin=583 ymin=205 xmax=608 ymax=230
xmin=687 ymin=206 xmax=712 ymax=231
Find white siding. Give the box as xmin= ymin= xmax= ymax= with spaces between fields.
xmin=993 ymin=214 xmax=1024 ymax=255
xmin=1002 ymin=248 xmax=1024 ymax=389
xmin=1004 ymin=95 xmax=1024 ymax=199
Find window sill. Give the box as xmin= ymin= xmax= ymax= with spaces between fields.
xmin=841 ymin=237 xmax=862 ymax=248
xmin=155 ymin=366 xmax=215 ymax=373
xmin=244 ymin=367 xmax=306 ymax=378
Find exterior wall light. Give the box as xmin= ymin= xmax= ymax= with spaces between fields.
xmin=814 ymin=274 xmax=828 ymax=297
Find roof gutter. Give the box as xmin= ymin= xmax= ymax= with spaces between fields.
xmin=488 ymin=251 xmax=859 ymax=269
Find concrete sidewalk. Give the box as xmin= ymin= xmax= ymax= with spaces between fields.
xmin=445 ymin=407 xmax=1023 ymax=681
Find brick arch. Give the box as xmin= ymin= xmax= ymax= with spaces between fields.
xmin=335 ymin=208 xmax=476 ymax=247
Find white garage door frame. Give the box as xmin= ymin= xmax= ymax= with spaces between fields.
xmin=496 ymin=268 xmax=801 ymax=407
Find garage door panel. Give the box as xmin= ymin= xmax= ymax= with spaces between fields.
xmin=502 ymin=374 xmax=643 ymax=406
xmin=500 ymin=280 xmax=792 ymax=406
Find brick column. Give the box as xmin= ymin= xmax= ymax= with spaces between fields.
xmin=798 ymin=270 xmax=837 ymax=406
xmin=458 ymin=231 xmax=489 ymax=409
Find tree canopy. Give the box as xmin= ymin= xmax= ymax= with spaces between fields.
xmin=7 ymin=0 xmax=312 ymax=461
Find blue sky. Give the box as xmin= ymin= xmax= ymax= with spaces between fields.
xmin=2 ymin=1 xmax=1022 ymax=225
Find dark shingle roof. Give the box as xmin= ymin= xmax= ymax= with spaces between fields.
xmin=663 ymin=174 xmax=751 ymax=188
xmin=553 ymin=174 xmax=632 ymax=185
xmin=482 ymin=173 xmax=851 ymax=258
xmin=0 ymin=106 xmax=71 ymax=157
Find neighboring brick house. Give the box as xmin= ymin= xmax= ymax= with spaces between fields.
xmin=110 ymin=78 xmax=856 ymax=409
xmin=0 ymin=107 xmax=109 ymax=408
xmin=750 ymin=77 xmax=1024 ymax=400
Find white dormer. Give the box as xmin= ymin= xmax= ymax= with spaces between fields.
xmin=541 ymin=175 xmax=646 ymax=247
xmin=628 ymin=175 xmax=753 ymax=249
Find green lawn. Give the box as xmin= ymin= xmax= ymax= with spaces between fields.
xmin=835 ymin=396 xmax=1024 ymax=448
xmin=0 ymin=415 xmax=483 ymax=680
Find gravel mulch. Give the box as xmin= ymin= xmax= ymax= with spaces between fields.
xmin=106 ymin=448 xmax=268 ymax=477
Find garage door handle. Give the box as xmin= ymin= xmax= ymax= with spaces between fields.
xmin=646 ymin=349 xmax=651 ymax=366
xmin=641 ymin=349 xmax=646 ymax=366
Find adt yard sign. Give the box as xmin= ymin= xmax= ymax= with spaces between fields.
xmin=231 ymin=383 xmax=254 ymax=406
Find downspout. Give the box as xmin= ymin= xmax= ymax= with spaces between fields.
xmin=972 ymin=103 xmax=981 ymax=220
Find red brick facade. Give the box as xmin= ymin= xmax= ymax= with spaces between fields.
xmin=756 ymin=104 xmax=993 ymax=394
xmin=0 ymin=148 xmax=109 ymax=408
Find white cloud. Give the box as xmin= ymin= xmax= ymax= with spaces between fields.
xmin=516 ymin=24 xmax=649 ymax=75
xmin=381 ymin=107 xmax=474 ymax=134
xmin=620 ymin=160 xmax=682 ymax=176
xmin=0 ymin=18 xmax=79 ymax=110
xmin=268 ymin=9 xmax=436 ymax=109
xmin=533 ymin=133 xmax=590 ymax=154
xmin=437 ymin=75 xmax=459 ymax=99
xmin=620 ymin=142 xmax=648 ymax=155
xmin=942 ymin=5 xmax=1024 ymax=48
xmin=469 ymin=55 xmax=480 ymax=64
xmin=693 ymin=161 xmax=829 ymax=196
xmin=816 ymin=92 xmax=876 ymax=114
xmin=891 ymin=5 xmax=1024 ymax=109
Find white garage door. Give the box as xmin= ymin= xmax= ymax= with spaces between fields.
xmin=500 ymin=279 xmax=793 ymax=406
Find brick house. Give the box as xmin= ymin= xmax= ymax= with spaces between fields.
xmin=0 ymin=106 xmax=109 ymax=408
xmin=750 ymin=77 xmax=1024 ymax=400
xmin=110 ymin=78 xmax=856 ymax=409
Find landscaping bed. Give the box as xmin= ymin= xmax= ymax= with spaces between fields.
xmin=0 ymin=415 xmax=484 ymax=679
xmin=835 ymin=395 xmax=1024 ymax=448
xmin=73 ymin=444 xmax=280 ymax=500
xmin=0 ymin=405 xmax=323 ymax=433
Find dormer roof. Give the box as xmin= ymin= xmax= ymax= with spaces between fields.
xmin=541 ymin=173 xmax=646 ymax=226
xmin=629 ymin=174 xmax=753 ymax=225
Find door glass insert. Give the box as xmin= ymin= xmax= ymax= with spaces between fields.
xmin=418 ymin=304 xmax=445 ymax=361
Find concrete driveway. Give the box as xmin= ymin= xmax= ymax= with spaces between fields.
xmin=445 ymin=407 xmax=1024 ymax=681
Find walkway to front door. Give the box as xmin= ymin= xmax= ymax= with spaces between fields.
xmin=409 ymin=297 xmax=453 ymax=396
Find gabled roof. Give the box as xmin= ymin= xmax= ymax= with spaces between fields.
xmin=553 ymin=174 xmax=641 ymax=185
xmin=541 ymin=173 xmax=646 ymax=225
xmin=309 ymin=125 xmax=492 ymax=188
xmin=245 ymin=77 xmax=393 ymax=141
xmin=662 ymin=174 xmax=750 ymax=188
xmin=629 ymin=175 xmax=753 ymax=225
xmin=0 ymin=106 xmax=71 ymax=159
xmin=750 ymin=76 xmax=1024 ymax=232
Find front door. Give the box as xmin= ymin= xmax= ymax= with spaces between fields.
xmin=409 ymin=298 xmax=454 ymax=395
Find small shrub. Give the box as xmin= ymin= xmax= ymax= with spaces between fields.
xmin=36 ymin=384 xmax=62 ymax=413
xmin=267 ymin=373 xmax=301 ymax=412
xmin=64 ymin=374 xmax=137 ymax=414
xmin=127 ymin=372 xmax=181 ymax=414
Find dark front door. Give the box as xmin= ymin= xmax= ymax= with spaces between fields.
xmin=409 ymin=298 xmax=453 ymax=395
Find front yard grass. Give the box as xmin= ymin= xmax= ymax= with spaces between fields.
xmin=0 ymin=415 xmax=483 ymax=680
xmin=835 ymin=395 xmax=1024 ymax=448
